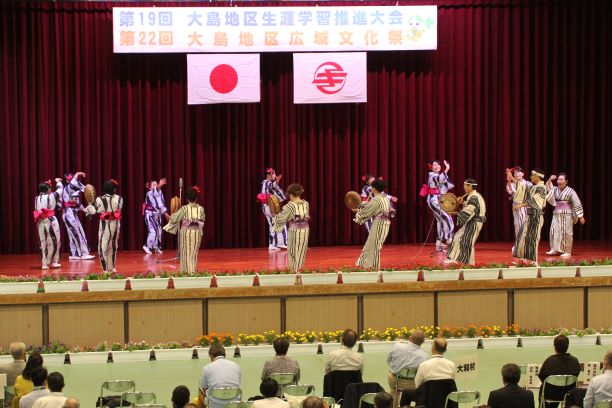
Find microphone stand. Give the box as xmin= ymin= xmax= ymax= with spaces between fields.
xmin=157 ymin=177 xmax=183 ymax=264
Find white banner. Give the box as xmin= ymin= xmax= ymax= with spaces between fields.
xmin=293 ymin=52 xmax=366 ymax=104
xmin=187 ymin=54 xmax=260 ymax=104
xmin=113 ymin=6 xmax=437 ymax=53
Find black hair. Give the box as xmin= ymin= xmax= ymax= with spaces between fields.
xmin=38 ymin=183 xmax=50 ymax=193
xmin=464 ymin=178 xmax=477 ymax=186
xmin=22 ymin=351 xmax=43 ymax=380
xmin=341 ymin=329 xmax=358 ymax=348
xmin=171 ymin=385 xmax=191 ymax=408
xmin=363 ymin=173 xmax=375 ymax=185
xmin=501 ymin=363 xmax=521 ymax=385
xmin=273 ymin=336 xmax=290 ymax=356
xmin=259 ymin=378 xmax=279 ymax=398
xmin=286 ymin=183 xmax=304 ymax=197
xmin=102 ymin=180 xmax=116 ymax=195
xmin=374 ymin=392 xmax=394 ymax=408
xmin=30 ymin=366 xmax=48 ymax=387
xmin=47 ymin=372 xmax=65 ymax=392
xmin=186 ymin=188 xmax=198 ymax=203
xmin=431 ymin=159 xmax=441 ymax=165
xmin=554 ymin=335 xmax=569 ymax=354
xmin=371 ymin=179 xmax=387 ymax=193
xmin=558 ymin=172 xmax=568 ymax=181
xmin=513 ymin=166 xmax=524 ymax=173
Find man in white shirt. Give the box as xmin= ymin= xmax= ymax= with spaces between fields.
xmin=387 ymin=330 xmax=428 ymax=406
xmin=19 ymin=367 xmax=50 ymax=408
xmin=325 ymin=329 xmax=364 ymax=373
xmin=252 ymin=378 xmax=289 ymax=408
xmin=0 ymin=342 xmax=27 ymax=388
xmin=414 ymin=338 xmax=455 ymax=388
xmin=584 ymin=352 xmax=612 ymax=408
xmin=31 ymin=372 xmax=66 ymax=408
xmin=199 ymin=344 xmax=241 ymax=408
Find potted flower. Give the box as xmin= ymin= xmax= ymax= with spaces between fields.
xmin=299 ymin=268 xmax=342 ymax=285
xmin=166 ymin=271 xmax=212 ymax=289
xmin=68 ymin=343 xmax=110 ymax=364
xmin=0 ymin=275 xmax=40 ymax=294
xmin=111 ymin=341 xmax=153 ymax=362
xmin=519 ymin=328 xmax=557 ymax=347
xmin=85 ymin=272 xmax=127 ymax=292
xmin=421 ymin=264 xmax=461 ymax=281
xmin=213 ymin=271 xmax=256 ymax=287
xmin=255 ymin=268 xmax=297 ymax=286
xmin=598 ymin=327 xmax=612 ymax=344
xmin=339 ymin=267 xmax=380 ymax=284
xmin=128 ymin=271 xmax=169 ymax=290
xmin=461 ymin=263 xmax=504 ymax=280
xmin=380 ymin=265 xmax=420 ymax=283
xmin=538 ymin=260 xmax=578 ymax=278
xmin=41 ymin=275 xmax=84 ymax=293
xmin=577 ymin=258 xmax=612 ymax=277
xmin=501 ymin=260 xmax=539 ymax=279
xmin=37 ymin=341 xmax=70 ymax=364
xmin=153 ymin=341 xmax=198 ymax=360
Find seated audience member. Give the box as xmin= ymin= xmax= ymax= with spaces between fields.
xmin=261 ymin=337 xmax=300 ymax=384
xmin=414 ymin=338 xmax=455 ymax=388
xmin=62 ymin=399 xmax=79 ymax=408
xmin=302 ymin=397 xmax=325 ymax=408
xmin=0 ymin=342 xmax=27 ymax=390
xmin=324 ymin=329 xmax=363 ymax=373
xmin=172 ymin=386 xmax=191 ymax=408
xmin=374 ymin=392 xmax=394 ymax=408
xmin=487 ymin=363 xmax=535 ymax=408
xmin=252 ymin=378 xmax=289 ymax=408
xmin=14 ymin=352 xmax=44 ymax=407
xmin=583 ymin=352 xmax=612 ymax=408
xmin=538 ymin=335 xmax=581 ymax=407
xmin=199 ymin=344 xmax=241 ymax=408
xmin=387 ymin=329 xmax=427 ymax=405
xmin=31 ymin=372 xmax=66 ymax=408
xmin=19 ymin=367 xmax=50 ymax=408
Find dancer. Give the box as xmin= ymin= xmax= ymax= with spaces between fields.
xmin=272 ymin=183 xmax=310 ymax=272
xmin=142 ymin=178 xmax=170 ymax=255
xmin=545 ymin=173 xmax=585 ymax=257
xmin=505 ymin=166 xmax=532 ymax=240
xmin=163 ymin=187 xmax=205 ymax=274
xmin=360 ymin=174 xmax=398 ymax=232
xmin=354 ymin=179 xmax=392 ymax=269
xmin=55 ymin=172 xmax=94 ymax=260
xmin=445 ymin=179 xmax=486 ymax=265
xmin=33 ymin=181 xmax=61 ymax=270
xmin=423 ymin=160 xmax=454 ymax=251
xmin=259 ymin=168 xmax=288 ymax=251
xmin=507 ymin=168 xmax=548 ymax=264
xmin=86 ymin=180 xmax=123 ymax=273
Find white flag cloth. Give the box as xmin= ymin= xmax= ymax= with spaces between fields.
xmin=187 ymin=54 xmax=260 ymax=104
xmin=293 ymin=52 xmax=367 ymax=104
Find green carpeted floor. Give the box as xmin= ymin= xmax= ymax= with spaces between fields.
xmin=45 ymin=344 xmax=610 ymax=407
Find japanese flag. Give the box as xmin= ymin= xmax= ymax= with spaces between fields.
xmin=293 ymin=52 xmax=367 ymax=104
xmin=187 ymin=54 xmax=260 ymax=104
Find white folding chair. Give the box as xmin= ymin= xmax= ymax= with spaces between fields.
xmin=284 ymin=385 xmax=315 ymax=397
xmin=100 ymin=380 xmax=136 ymax=400
xmin=358 ymin=393 xmax=377 ymax=408
xmin=539 ymin=375 xmax=577 ymax=408
xmin=206 ymin=387 xmax=242 ymax=408
xmin=444 ymin=391 xmax=480 ymax=408
xmin=594 ymin=401 xmax=612 ymax=408
xmin=394 ymin=367 xmax=418 ymax=399
xmin=120 ymin=392 xmax=157 ymax=406
xmin=269 ymin=373 xmax=297 ymax=397
xmin=321 ymin=397 xmax=336 ymax=408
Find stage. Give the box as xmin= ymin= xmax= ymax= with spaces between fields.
xmin=0 ymin=241 xmax=610 ymax=278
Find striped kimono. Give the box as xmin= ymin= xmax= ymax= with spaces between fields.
xmin=87 ymin=194 xmax=123 ymax=272
xmin=163 ymin=203 xmax=205 ymax=274
xmin=512 ymin=181 xmax=548 ymax=262
xmin=426 ymin=171 xmax=455 ymax=249
xmin=56 ymin=178 xmax=90 ymax=257
xmin=446 ymin=191 xmax=486 ymax=265
xmin=143 ymin=189 xmax=167 ymax=252
xmin=547 ymin=186 xmax=584 ymax=255
xmin=361 ymin=185 xmax=397 ymax=233
xmin=354 ymin=194 xmax=392 ymax=269
xmin=506 ymin=179 xmax=532 ymax=240
xmin=272 ymin=201 xmax=310 ymax=271
xmin=261 ymin=179 xmax=288 ymax=247
xmin=34 ymin=192 xmax=61 ymax=267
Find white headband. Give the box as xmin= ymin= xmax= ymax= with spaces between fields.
xmin=531 ymin=170 xmax=545 ymax=178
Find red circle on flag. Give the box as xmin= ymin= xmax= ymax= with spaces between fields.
xmin=209 ymin=64 xmax=238 ymax=94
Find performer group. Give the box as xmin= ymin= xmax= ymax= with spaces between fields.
xmin=33 ymin=162 xmax=586 ymax=272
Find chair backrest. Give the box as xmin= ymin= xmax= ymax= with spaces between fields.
xmin=133 ymin=405 xmax=167 ymax=408
xmin=225 ymin=402 xmax=254 ymax=408
xmin=121 ymin=392 xmax=157 ymax=406
xmin=323 ymin=370 xmax=363 ymax=403
xmin=595 ymin=401 xmax=612 ymax=408
xmin=358 ymin=393 xmax=376 ymax=408
xmin=321 ymin=397 xmax=335 ymax=407
xmin=100 ymin=380 xmax=136 ymax=397
xmin=284 ymin=385 xmax=315 ymax=397
xmin=396 ymin=367 xmax=418 ymax=380
xmin=269 ymin=373 xmax=297 ymax=386
xmin=208 ymin=387 xmax=242 ymax=401
xmin=445 ymin=391 xmax=480 ymax=406
xmin=543 ymin=375 xmax=578 ymax=387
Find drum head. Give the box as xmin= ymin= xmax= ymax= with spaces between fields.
xmin=344 ymin=191 xmax=362 ymax=210
xmin=267 ymin=195 xmax=282 ymax=216
xmin=440 ymin=193 xmax=459 ymax=214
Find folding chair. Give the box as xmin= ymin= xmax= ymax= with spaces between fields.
xmin=539 ymin=375 xmax=577 ymax=408
xmin=120 ymin=392 xmax=157 ymax=406
xmin=269 ymin=373 xmax=297 ymax=397
xmin=321 ymin=397 xmax=335 ymax=408
xmin=358 ymin=393 xmax=377 ymax=408
xmin=133 ymin=405 xmax=167 ymax=408
xmin=284 ymin=385 xmax=315 ymax=397
xmin=225 ymin=402 xmax=254 ymax=408
xmin=394 ymin=367 xmax=418 ymax=401
xmin=4 ymin=386 xmax=15 ymax=408
xmin=594 ymin=401 xmax=612 ymax=408
xmin=206 ymin=387 xmax=242 ymax=408
xmin=99 ymin=380 xmax=137 ymax=407
xmin=444 ymin=391 xmax=480 ymax=408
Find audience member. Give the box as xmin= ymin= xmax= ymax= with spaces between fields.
xmin=374 ymin=392 xmax=394 ymax=408
xmin=387 ymin=330 xmax=427 ymax=405
xmin=324 ymin=329 xmax=363 ymax=373
xmin=414 ymin=338 xmax=455 ymax=388
xmin=19 ymin=367 xmax=50 ymax=408
xmin=62 ymin=399 xmax=79 ymax=408
xmin=302 ymin=397 xmax=325 ymax=408
xmin=31 ymin=372 xmax=66 ymax=408
xmin=538 ymin=335 xmax=581 ymax=406
xmin=199 ymin=344 xmax=241 ymax=408
xmin=261 ymin=337 xmax=300 ymax=384
xmin=172 ymin=385 xmax=191 ymax=408
xmin=487 ymin=363 xmax=535 ymax=408
xmin=0 ymin=342 xmax=27 ymax=387
xmin=14 ymin=352 xmax=44 ymax=407
xmin=584 ymin=352 xmax=612 ymax=408
xmin=252 ymin=378 xmax=289 ymax=408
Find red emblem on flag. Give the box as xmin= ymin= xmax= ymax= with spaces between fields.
xmin=209 ymin=64 xmax=238 ymax=94
xmin=312 ymin=62 xmax=348 ymax=94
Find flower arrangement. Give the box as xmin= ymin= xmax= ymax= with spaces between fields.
xmin=196 ymin=333 xmax=234 ymax=347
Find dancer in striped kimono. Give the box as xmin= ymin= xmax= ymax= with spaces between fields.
xmin=271 ymin=183 xmax=310 ymax=272
xmin=507 ymin=168 xmax=548 ymax=264
xmin=259 ymin=168 xmax=288 ymax=251
xmin=142 ymin=178 xmax=170 ymax=255
xmin=34 ymin=181 xmax=62 ymax=270
xmin=505 ymin=166 xmax=532 ymax=240
xmin=354 ymin=179 xmax=392 ymax=269
xmin=545 ymin=173 xmax=585 ymax=258
xmin=445 ymin=179 xmax=486 ymax=265
xmin=360 ymin=174 xmax=398 ymax=233
xmin=163 ymin=187 xmax=205 ymax=274
xmin=55 ymin=172 xmax=94 ymax=260
xmin=86 ymin=180 xmax=123 ymax=273
xmin=424 ymin=160 xmax=455 ymax=251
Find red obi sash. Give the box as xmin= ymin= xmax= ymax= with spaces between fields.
xmin=257 ymin=193 xmax=270 ymax=204
xmin=33 ymin=208 xmax=55 ymax=222
xmin=100 ymin=210 xmax=122 ymax=220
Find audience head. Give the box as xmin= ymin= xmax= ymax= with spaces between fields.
xmin=553 ymin=335 xmax=570 ymax=354
xmin=30 ymin=367 xmax=48 ymax=387
xmin=273 ymin=336 xmax=290 ymax=356
xmin=259 ymin=378 xmax=279 ymax=398
xmin=22 ymin=351 xmax=44 ymax=380
xmin=373 ymin=392 xmax=394 ymax=408
xmin=47 ymin=372 xmax=65 ymax=393
xmin=371 ymin=179 xmax=387 ymax=194
xmin=501 ymin=363 xmax=521 ymax=385
xmin=341 ymin=329 xmax=358 ymax=349
xmin=409 ymin=330 xmax=425 ymax=346
xmin=302 ymin=397 xmax=325 ymax=408
xmin=208 ymin=344 xmax=226 ymax=360
xmin=604 ymin=352 xmax=612 ymax=370
xmin=63 ymin=398 xmax=79 ymax=408
xmin=171 ymin=385 xmax=191 ymax=408
xmin=185 ymin=404 xmax=198 ymax=408
xmin=432 ymin=338 xmax=447 ymax=355
xmin=9 ymin=342 xmax=26 ymax=360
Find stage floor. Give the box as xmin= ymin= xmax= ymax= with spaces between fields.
xmin=0 ymin=241 xmax=610 ymax=278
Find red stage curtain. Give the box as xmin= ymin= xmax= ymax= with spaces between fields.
xmin=0 ymin=1 xmax=609 ymax=254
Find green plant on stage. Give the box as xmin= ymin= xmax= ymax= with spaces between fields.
xmin=466 ymin=325 xmax=478 ymax=338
